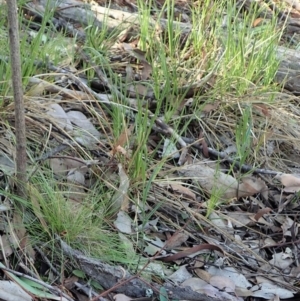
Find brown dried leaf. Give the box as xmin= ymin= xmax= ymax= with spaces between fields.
xmin=283 ymin=186 xmax=300 ymax=193
xmin=162 ymin=244 xmax=224 ymax=262
xmin=115 ymin=145 xmax=127 ymax=156
xmin=63 ymin=276 xmax=79 ymax=290
xmin=10 ymin=213 xmax=35 ymax=259
xmin=254 ymin=207 xmax=272 ymax=221
xmin=25 ymin=81 xmax=47 ymax=96
xmin=238 ymin=177 xmax=268 ymax=198
xmin=122 ymin=43 xmax=148 ymax=63
xmin=276 ymin=173 xmax=300 ymax=188
xmin=179 ymin=163 xmax=238 ymax=200
xmin=0 ymin=137 xmax=16 ymax=159
xmin=164 ymin=230 xmax=189 ymax=250
xmin=111 ymin=164 xmax=130 ymax=212
xmin=198 ymin=132 xmax=209 ymax=158
xmin=19 ymin=235 xmax=35 ymax=259
xmin=125 ymin=65 xmax=134 ymax=81
xmin=226 ymin=212 xmax=255 ymax=227
xmin=249 ymin=214 xmax=273 ymax=226
xmin=210 ymin=275 xmax=235 ymax=292
xmin=63 ymin=158 xmax=89 ymax=170
xmin=290 ymin=265 xmax=300 ymax=278
xmin=202 ymin=102 xmax=220 ymax=113
xmin=252 ymin=18 xmax=264 ymax=27
xmin=141 ymin=61 xmax=152 ymax=80
xmin=253 ymin=103 xmax=270 ymax=117
xmin=181 ymin=278 xmax=209 ymax=290
xmin=122 ymin=43 xmax=152 ymax=79
xmin=48 ymin=158 xmax=65 ymax=174
xmin=112 ymin=124 xmax=133 ymax=156
xmin=176 ymin=98 xmax=194 ymax=112
xmin=0 ymin=235 xmax=13 ymax=258
xmin=10 ymin=213 xmax=26 ymax=249
xmin=169 ymin=183 xmax=196 ymax=201
xmin=194 ymin=268 xmax=211 ymax=283
xmin=49 ymin=157 xmax=89 ymax=176
xmin=235 ymin=286 xmax=253 ymax=297
xmin=127 ymin=83 xmax=149 ymax=97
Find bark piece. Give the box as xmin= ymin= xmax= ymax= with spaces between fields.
xmin=59 ymin=238 xmax=233 ymax=301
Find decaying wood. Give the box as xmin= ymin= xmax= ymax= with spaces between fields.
xmin=25 ymin=0 xmax=191 ymax=39
xmin=275 ymin=46 xmax=300 ymax=95
xmin=239 ymin=0 xmax=300 ymax=95
xmin=59 ymin=238 xmax=233 ymax=301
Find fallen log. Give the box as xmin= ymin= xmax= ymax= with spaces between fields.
xmin=25 ymin=0 xmax=300 ymax=95
xmin=275 ymin=46 xmax=300 ymax=95
xmin=59 ymin=237 xmax=236 ymax=301
xmin=25 ymin=0 xmax=191 ymax=39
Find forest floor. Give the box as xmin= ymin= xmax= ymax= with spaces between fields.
xmin=1 ymin=0 xmax=300 ymax=300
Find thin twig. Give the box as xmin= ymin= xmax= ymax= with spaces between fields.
xmin=34 ymin=142 xmax=73 ymax=162
xmin=35 ymin=246 xmax=99 ymax=297
xmin=74 ymin=282 xmax=99 ymax=298
xmin=34 ymin=246 xmax=61 ymax=277
xmin=18 ymin=262 xmax=40 ymax=279
xmin=181 ymin=136 xmax=278 ymax=175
